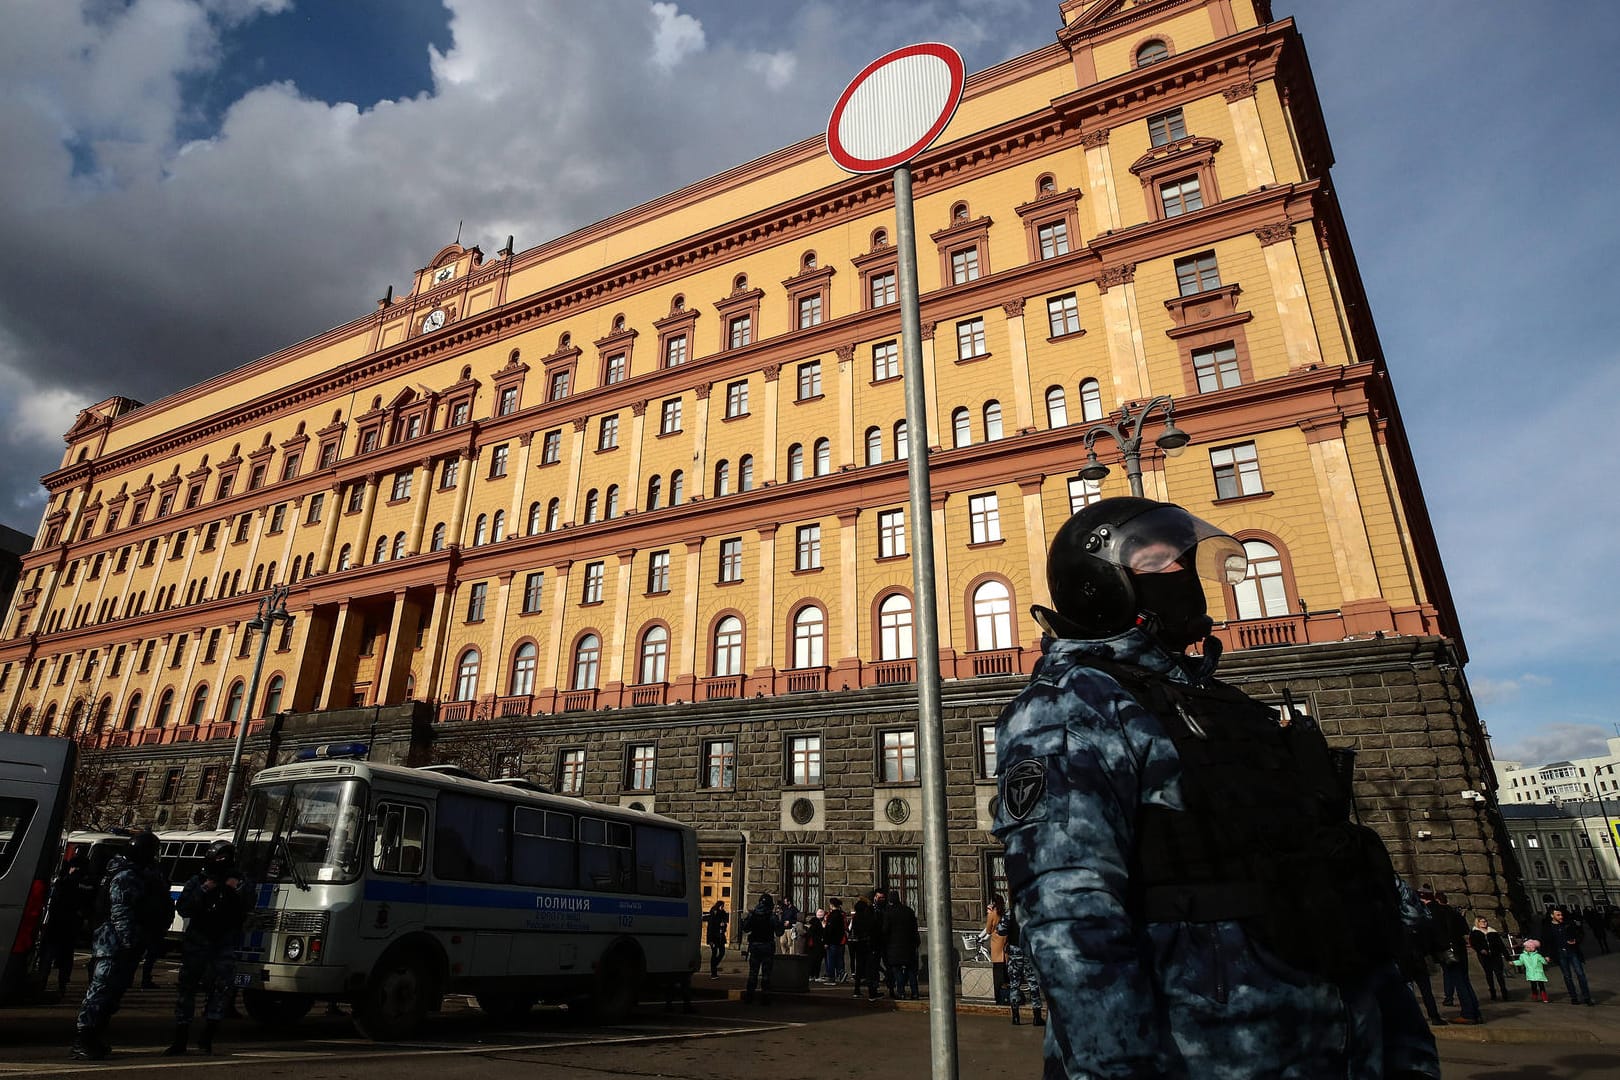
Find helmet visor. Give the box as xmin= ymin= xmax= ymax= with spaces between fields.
xmin=1092 ymin=505 xmax=1247 ymax=585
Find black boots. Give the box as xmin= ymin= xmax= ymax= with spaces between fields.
xmin=70 ymin=1027 xmax=110 ymax=1061
xmin=1033 ymin=1006 xmax=1046 ymax=1027
xmin=163 ymin=1023 xmax=188 ymax=1056
xmin=198 ymin=1022 xmax=218 ymax=1055
xmin=1011 ymin=1006 xmax=1022 ymax=1025
xmin=1012 ymin=1006 xmax=1045 ymax=1028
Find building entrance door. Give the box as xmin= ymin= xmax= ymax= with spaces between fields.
xmin=701 ymin=857 xmax=734 ymax=934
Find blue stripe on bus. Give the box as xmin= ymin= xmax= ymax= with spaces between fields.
xmin=361 ymin=879 xmax=690 ymax=919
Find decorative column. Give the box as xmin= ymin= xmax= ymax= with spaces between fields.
xmin=447 ymin=449 xmax=477 ymax=547
xmin=930 ymin=493 xmax=955 ymax=659
xmin=283 ymin=606 xmax=319 ymax=713
xmin=564 ymin=419 xmax=588 ymax=523
xmin=140 ymin=634 xmax=175 ymax=730
xmin=673 ymin=540 xmax=704 ymax=702
xmin=374 ymin=590 xmax=412 ymax=706
xmin=603 ymin=552 xmax=636 ymax=701
xmin=172 ymin=628 xmax=206 ymax=725
xmin=506 ymin=435 xmax=535 ymax=534
xmin=691 ymin=385 xmax=713 ymax=498
xmin=272 ymin=496 xmax=305 ymax=581
xmin=835 ymin=510 xmax=861 ymax=688
xmin=317 ymin=600 xmax=353 ymax=709
xmin=919 ymin=322 xmax=940 ymax=443
xmin=761 ymin=365 xmax=781 ymax=481
xmin=316 ymin=481 xmax=344 ymax=573
xmin=626 ymin=402 xmax=649 ymax=509
xmin=354 ymin=472 xmax=382 ymax=565
xmin=836 ymin=344 xmax=857 ymax=468
xmin=541 ymin=562 xmax=574 ymax=706
xmin=1081 ymin=129 xmax=1122 ymax=235
xmin=1256 ymin=223 xmax=1324 ymax=368
xmin=1001 ymin=300 xmax=1036 ymax=431
xmin=486 ymin=573 xmax=515 ymax=700
xmin=408 ymin=458 xmax=434 ymax=553
xmin=1017 ymin=475 xmax=1051 ymax=609
xmin=1098 ymin=263 xmax=1149 ymax=403
xmin=1222 ymin=83 xmax=1277 ymax=191
xmin=752 ymin=525 xmax=778 ymax=688
xmin=417 ymin=587 xmax=452 ymax=704
xmin=1299 ymin=416 xmax=1383 ymax=610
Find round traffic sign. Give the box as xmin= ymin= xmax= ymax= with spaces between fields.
xmin=827 ymin=43 xmax=965 ymax=175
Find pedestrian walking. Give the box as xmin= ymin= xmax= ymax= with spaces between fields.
xmin=741 ymin=893 xmax=782 ymax=1005
xmin=705 ymin=901 xmax=728 ymax=978
xmin=71 ymin=830 xmax=173 ymax=1061
xmin=981 ymin=895 xmax=1010 ymax=1005
xmin=999 ymin=907 xmax=1043 ymax=1027
xmin=777 ymin=896 xmax=799 ymax=955
xmin=882 ymin=888 xmax=920 ymax=1000
xmin=1512 ymin=939 xmax=1551 ymax=1002
xmin=848 ymin=895 xmax=880 ymax=1000
xmin=1470 ymin=916 xmax=1510 ymax=1001
xmin=805 ymin=910 xmax=826 ymax=980
xmin=164 ymin=840 xmax=252 ymax=1055
xmin=823 ymin=898 xmax=847 ymax=984
xmin=871 ymin=886 xmax=893 ymax=996
xmin=43 ymin=851 xmax=97 ymax=995
xmin=1401 ymin=889 xmax=1445 ymax=1026
xmin=1540 ymin=907 xmax=1594 ymax=1006
xmin=1428 ymin=892 xmax=1482 ymax=1023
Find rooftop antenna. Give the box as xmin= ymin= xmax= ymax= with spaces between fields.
xmin=454 ymin=219 xmax=463 ymax=246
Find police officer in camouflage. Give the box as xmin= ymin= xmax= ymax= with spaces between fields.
xmin=993 ymin=498 xmax=1438 ymax=1079
xmin=72 ymin=829 xmax=173 ymax=1061
xmin=998 ymin=906 xmax=1044 ymax=1027
xmin=165 ymin=840 xmax=252 ymax=1055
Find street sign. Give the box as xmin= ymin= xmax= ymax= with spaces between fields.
xmin=826 ymin=43 xmax=965 ymax=174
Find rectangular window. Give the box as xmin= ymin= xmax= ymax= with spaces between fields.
xmin=625 ymin=744 xmax=656 ymax=791
xmin=1175 ymin=251 xmax=1221 ymax=296
xmin=489 ymin=444 xmax=509 ymax=478
xmin=169 ymin=531 xmax=187 ymax=559
xmin=950 ymin=246 xmax=980 ymax=284
xmin=1047 ymin=293 xmax=1080 ymax=337
xmin=718 ymin=537 xmax=743 ymax=583
xmin=785 ymin=850 xmax=822 ymax=918
xmin=969 ymin=493 xmax=1002 ymax=544
xmin=405 ymin=414 xmax=422 ymax=440
xmin=309 ymin=491 xmax=326 ymax=526
xmin=603 ymin=353 xmax=627 ymax=384
xmin=541 ymin=430 xmax=562 ymax=464
xmin=391 ymin=472 xmax=412 ymax=501
xmin=977 ymin=722 xmax=998 ymax=779
xmin=466 ymin=582 xmax=487 ymax=622
xmin=281 ymin=454 xmax=301 ymax=481
xmin=373 ymin=802 xmax=427 ymax=876
xmin=511 ymin=806 xmax=573 ymax=887
xmin=788 ymin=734 xmax=823 ymax=786
xmin=956 ymin=317 xmax=987 ymax=360
xmin=498 ymin=386 xmax=519 ymax=416
xmin=881 ymin=729 xmax=919 ymax=782
xmin=195 ymin=766 xmax=221 ymax=802
xmin=1211 ymin=442 xmax=1264 ymax=499
xmin=158 ymin=490 xmax=175 ymax=515
xmin=725 ymin=380 xmax=749 ymax=418
xmin=880 ymin=850 xmax=924 ymax=918
xmin=598 ymin=415 xmax=619 ymax=450
xmin=1067 ymin=476 xmax=1102 ymax=513
xmin=878 ymin=508 xmax=906 ymax=558
xmin=160 ymin=768 xmax=182 ymax=801
xmin=346 ymin=484 xmax=365 ymax=513
xmin=660 ymin=398 xmax=683 ymax=435
xmin=548 ymin=369 xmax=571 ymax=401
xmin=557 ymin=749 xmax=586 ymax=796
xmin=797 ymin=294 xmax=823 ymax=329
xmin=131 ymin=501 xmax=146 ymax=525
xmin=983 ymin=850 xmax=1009 ymax=909
xmin=1160 ymin=176 xmax=1204 ymax=218
xmin=1147 ymin=106 xmax=1188 ymax=147
xmin=360 ymin=429 xmax=380 ymax=454
xmin=665 ymin=333 xmax=688 ymax=368
xmin=796 ymin=360 xmax=822 ymax=400
xmin=450 ymin=402 xmax=470 ymax=427
xmin=1193 ymin=344 xmax=1243 ymax=392
xmin=870 ymin=270 xmax=897 ymax=308
xmin=795 ymin=524 xmax=821 ymax=571
xmin=216 ymin=472 xmax=235 ymax=499
xmin=703 ymin=739 xmax=736 ymax=789
xmin=582 ymin=561 xmax=606 ymax=604
xmin=1037 ymin=220 xmax=1071 ymax=259
xmin=319 ymin=442 xmax=339 ymax=469
xmin=433 ymin=793 xmax=509 ymax=884
xmin=203 ymin=628 xmax=220 ymax=663
xmin=522 ymin=572 xmax=545 ymax=614
xmin=728 ymin=314 xmax=753 ymax=349
xmin=108 ymin=646 xmax=124 ymax=678
xmin=647 ymin=550 xmax=671 ymax=594
xmin=872 ymin=340 xmax=899 ymax=381
xmin=126 ymin=770 xmax=148 ymax=802
xmin=185 ymin=484 xmax=202 ymax=509
xmin=441 ymin=457 xmax=460 ymax=489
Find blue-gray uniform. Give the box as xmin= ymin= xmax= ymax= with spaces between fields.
xmin=173 ymin=871 xmax=252 ymax=1023
xmin=998 ymin=911 xmax=1042 ymax=1010
xmin=993 ymin=627 xmax=1440 ymax=1080
xmin=76 ymin=855 xmax=168 ymax=1035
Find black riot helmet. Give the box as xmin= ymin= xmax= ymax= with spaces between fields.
xmin=128 ymin=829 xmax=160 ymax=864
xmin=1039 ymin=497 xmax=1247 ymax=649
xmin=203 ymin=839 xmax=237 ymax=872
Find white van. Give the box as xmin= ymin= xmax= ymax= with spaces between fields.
xmin=0 ymin=733 xmax=76 ymax=1005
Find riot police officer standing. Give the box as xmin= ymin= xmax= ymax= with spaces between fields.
xmin=166 ymin=839 xmax=253 ymax=1055
xmin=72 ymin=829 xmax=172 ymax=1060
xmin=993 ymin=498 xmax=1438 ymax=1079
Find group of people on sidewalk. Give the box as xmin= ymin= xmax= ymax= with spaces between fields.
xmin=1403 ymin=888 xmax=1604 ymax=1026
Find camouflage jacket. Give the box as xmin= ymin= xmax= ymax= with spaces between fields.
xmin=993 ymin=628 xmax=1415 ymax=1080
xmin=177 ymin=872 xmax=252 ymax=946
xmin=90 ymin=856 xmax=150 ymax=957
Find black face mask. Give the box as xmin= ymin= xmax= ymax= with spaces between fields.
xmin=1128 ymin=564 xmax=1211 ymax=650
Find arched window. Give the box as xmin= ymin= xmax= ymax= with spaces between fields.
xmin=639 ymin=625 xmax=670 ymax=684
xmin=491 ymin=509 xmax=505 ymax=542
xmin=583 ymin=490 xmax=599 ymax=523
xmin=13 ymin=705 xmax=30 ymax=735
xmin=66 ymin=700 xmax=85 ymax=737
xmin=431 ymin=523 xmax=447 ymax=551
xmin=290 ymin=555 xmax=303 ymax=582
xmin=374 ymin=536 xmax=388 ymax=563
xmin=878 ymin=594 xmax=915 ymax=660
xmin=252 ymin=565 xmax=265 ymax=591
xmin=473 ymin=514 xmax=488 ymax=545
xmin=952 ymin=407 xmax=972 ymax=448
xmin=792 ymin=606 xmax=826 ymax=669
xmin=712 ymin=616 xmax=744 ymax=677
xmin=1046 ymin=387 xmax=1068 ymax=427
xmin=528 ymin=501 xmax=542 ymax=536
xmin=714 ymin=460 xmax=731 ymax=496
xmin=813 ymin=438 xmax=831 ymax=476
xmin=509 ymin=643 xmax=537 ymax=697
xmin=546 ymin=499 xmax=561 ymax=531
xmin=646 ymin=475 xmax=663 ymax=510
xmin=572 ymin=635 xmax=601 ymax=690
xmin=455 ymin=648 xmax=481 ymax=701
xmin=394 ymin=531 xmax=408 ymax=559
xmin=865 ymin=427 xmax=884 ymax=465
xmin=223 ymin=680 xmax=245 ymax=728
xmin=739 ymin=455 xmax=754 ymax=492
xmin=153 ymin=688 xmax=175 ymax=729
xmin=983 ymin=401 xmax=1004 ymax=441
xmin=1233 ymin=539 xmax=1290 ymax=619
xmin=121 ymin=694 xmax=141 ymax=731
xmin=186 ymin=684 xmax=210 ymax=726
xmin=41 ymin=703 xmax=57 ymax=737
xmin=263 ymin=674 xmax=284 ymax=716
xmin=894 ymin=420 xmax=909 ymax=459
xmin=787 ymin=444 xmax=805 ymax=481
xmin=670 ymin=471 xmax=685 ymax=505
xmin=1080 ymin=378 xmax=1103 ymax=421
xmin=607 ymin=486 xmax=622 ymax=518
xmin=1559 ymin=860 xmax=1573 ymax=880
xmin=1136 ymin=39 xmax=1169 ymax=67
xmin=972 ymin=580 xmax=1014 ymax=650
xmin=92 ymin=697 xmax=112 ymax=733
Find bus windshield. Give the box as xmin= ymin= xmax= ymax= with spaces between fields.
xmin=239 ymin=779 xmax=367 ymax=886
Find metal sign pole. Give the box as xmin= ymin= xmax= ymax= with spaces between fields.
xmin=894 ymin=162 xmax=959 ymax=1080
xmin=216 ymin=585 xmax=290 ymax=830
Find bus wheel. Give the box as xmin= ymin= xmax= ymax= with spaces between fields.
xmin=241 ymin=989 xmax=313 ymax=1027
xmin=475 ymin=993 xmax=536 ymax=1024
xmin=353 ymin=950 xmax=437 ymax=1040
xmin=590 ymin=949 xmax=642 ymax=1023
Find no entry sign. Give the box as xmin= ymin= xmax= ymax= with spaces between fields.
xmin=827 ymin=43 xmax=965 ymax=174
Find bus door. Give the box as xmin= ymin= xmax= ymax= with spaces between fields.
xmin=0 ymin=734 xmax=75 ymax=1006
xmin=363 ymin=800 xmax=429 ymax=941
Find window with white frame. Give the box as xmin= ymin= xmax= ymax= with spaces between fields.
xmin=719 ymin=537 xmax=743 ymax=583
xmin=881 ymin=729 xmax=919 ymax=782
xmin=598 ymin=415 xmax=619 ymax=450
xmin=792 ymin=607 xmax=826 ymax=668
xmin=1047 ymin=293 xmax=1080 ymax=337
xmin=1193 ymin=344 xmax=1242 ymax=392
xmin=725 ymin=380 xmax=749 ymax=418
xmin=1211 ymin=442 xmax=1263 ymax=499
xmin=647 ymin=550 xmax=671 ymax=593
xmin=728 ymin=314 xmax=752 ymax=349
xmin=878 ymin=593 xmax=915 ymax=660
xmin=557 ymin=748 xmax=585 ymax=795
xmin=870 ymin=271 xmax=897 ymax=308
xmin=660 ymin=398 xmax=683 ymax=434
xmin=787 ymin=444 xmax=805 ymax=481
xmin=626 ymin=743 xmax=656 ymax=791
xmin=1160 ymin=176 xmax=1204 ymax=218
xmin=813 ymin=438 xmax=831 ymax=476
xmin=957 ymin=317 xmax=987 ymax=360
xmin=797 ymin=360 xmax=822 ymax=400
xmin=1233 ymin=539 xmax=1289 ymax=619
xmin=665 ymin=333 xmax=688 ymax=367
xmin=523 ymin=571 xmax=545 ymax=614
xmin=1080 ymin=378 xmax=1103 ymax=421
xmin=1046 ymin=386 xmax=1068 ymax=427
xmin=703 ymin=738 xmax=735 ymax=789
xmin=796 ymin=524 xmax=821 ymax=571
xmin=510 ymin=643 xmax=537 ymax=696
xmin=714 ymin=459 xmax=731 ymax=495
xmin=603 ymin=352 xmax=627 ymax=384
xmin=1175 ymin=251 xmax=1221 ymax=296
xmin=983 ymin=401 xmax=1004 ymax=441
xmin=1037 ymin=220 xmax=1070 ymax=259
xmin=455 ymin=648 xmax=480 ymax=700
xmin=1147 ymin=107 xmax=1188 ymax=147
xmin=788 ymin=734 xmax=823 ymax=786
xmin=972 ymin=580 xmax=1014 ymax=649
xmin=894 ymin=420 xmax=908 ymax=459
xmin=712 ymin=616 xmax=744 ymax=676
xmin=573 ymin=634 xmax=601 ymax=689
xmin=950 ymin=246 xmax=980 ymax=285
xmin=873 ymin=340 xmax=899 ymax=381
xmin=797 ymin=294 xmax=823 ymax=329
xmin=952 ymin=407 xmax=972 ymax=448
xmin=969 ymin=493 xmax=1002 ymax=543
xmin=639 ymin=626 xmax=670 ymax=684
xmin=1068 ymin=476 xmax=1102 ymax=513
xmin=878 ymin=509 xmax=907 ymax=558
xmin=977 ymin=722 xmax=998 ymax=779
xmin=865 ymin=427 xmax=883 ymax=465
xmin=582 ymin=560 xmax=606 ymax=604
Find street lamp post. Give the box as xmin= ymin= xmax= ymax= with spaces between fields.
xmin=216 ymin=585 xmax=292 ymax=830
xmin=1076 ymin=394 xmax=1190 ymax=498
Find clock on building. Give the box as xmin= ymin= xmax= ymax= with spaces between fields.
xmin=433 ymin=265 xmax=455 ymax=285
xmin=421 ymin=308 xmax=447 ymax=333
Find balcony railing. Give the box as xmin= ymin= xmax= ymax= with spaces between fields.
xmin=630 ymin=684 xmax=667 ymax=707
xmin=703 ymin=675 xmax=743 ymax=701
xmin=785 ymin=668 xmax=826 ymax=693
xmin=495 ymin=694 xmax=533 ymax=718
xmin=437 ymin=701 xmax=473 ymax=723
xmin=560 ymin=689 xmax=598 ymax=712
xmin=971 ymin=649 xmax=1019 ymax=677
xmin=1232 ymin=615 xmax=1302 ymax=649
xmin=870 ymin=659 xmax=916 ymax=686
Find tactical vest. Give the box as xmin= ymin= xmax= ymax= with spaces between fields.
xmin=1084 ymin=657 xmax=1403 ymax=984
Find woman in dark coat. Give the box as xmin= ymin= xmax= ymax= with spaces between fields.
xmin=704 ymin=901 xmax=728 ymax=978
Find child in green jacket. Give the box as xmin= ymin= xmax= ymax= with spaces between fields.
xmin=1512 ymin=939 xmax=1549 ymax=1002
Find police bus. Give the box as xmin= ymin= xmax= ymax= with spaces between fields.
xmin=0 ymin=733 xmax=75 ymax=1005
xmin=232 ymin=751 xmax=700 ymax=1039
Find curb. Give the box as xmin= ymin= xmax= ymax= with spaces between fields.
xmin=1430 ymin=1024 xmax=1601 ymax=1045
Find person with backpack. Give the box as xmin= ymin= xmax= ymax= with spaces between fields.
xmin=740 ymin=893 xmax=782 ymax=1004
xmin=1430 ymin=892 xmax=1482 ymax=1024
xmin=992 ymin=499 xmax=1439 ymax=1079
xmin=43 ymin=851 xmax=97 ymax=995
xmin=704 ymin=900 xmax=728 ymax=978
xmin=164 ymin=840 xmax=253 ymax=1055
xmin=72 ymin=829 xmax=174 ymax=1061
xmin=998 ymin=906 xmax=1043 ymax=1027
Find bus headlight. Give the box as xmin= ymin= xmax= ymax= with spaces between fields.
xmin=283 ymin=936 xmax=304 ymax=962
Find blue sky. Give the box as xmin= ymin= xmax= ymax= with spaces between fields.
xmin=1 ymin=0 xmax=1616 ymax=765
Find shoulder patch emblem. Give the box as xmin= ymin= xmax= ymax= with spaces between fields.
xmin=1003 ymin=758 xmax=1047 ymax=822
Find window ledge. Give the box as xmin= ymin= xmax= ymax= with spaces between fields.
xmin=875 ymin=553 xmax=909 ymax=563
xmin=967 ymin=539 xmax=1007 ymax=550
xmin=954 ymin=351 xmax=994 ymax=366
xmin=579 ymin=600 xmax=604 ymax=608
xmin=1213 ymin=490 xmax=1274 ymax=506
xmin=722 ymin=411 xmax=751 ymax=422
xmin=645 ymin=588 xmax=671 ymax=598
xmin=464 ymin=619 xmax=486 ymax=626
xmin=537 ymin=458 xmax=561 ymax=469
xmin=791 ymin=566 xmax=824 ymax=576
xmin=594 ymin=446 xmax=620 ymax=455
xmin=518 ymin=608 xmax=543 ymax=618
xmin=794 ymin=393 xmax=825 ymax=405
xmin=714 ymin=578 xmax=743 ymax=588
xmin=870 ymin=374 xmax=902 ymax=387
xmin=655 ymin=429 xmax=683 ymax=439
xmin=1046 ymin=329 xmax=1087 ymax=344
xmin=874 ymin=780 xmax=922 ymax=790
xmin=385 ymin=498 xmax=410 ymax=508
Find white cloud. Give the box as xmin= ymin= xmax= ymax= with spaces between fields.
xmin=1493 ymin=723 xmax=1615 ymax=769
xmin=744 ymin=49 xmax=797 ymax=91
xmin=649 ymin=2 xmax=706 ymax=70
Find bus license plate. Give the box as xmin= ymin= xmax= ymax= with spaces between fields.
xmin=234 ymin=973 xmax=255 ymax=988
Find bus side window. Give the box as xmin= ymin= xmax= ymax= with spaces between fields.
xmin=373 ymin=803 xmax=426 ymax=875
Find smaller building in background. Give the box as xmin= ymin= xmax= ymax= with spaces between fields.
xmin=1500 ymin=801 xmax=1620 ymax=913
xmin=1496 ymin=738 xmax=1620 ymax=804
xmin=0 ymin=525 xmax=34 ymax=625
